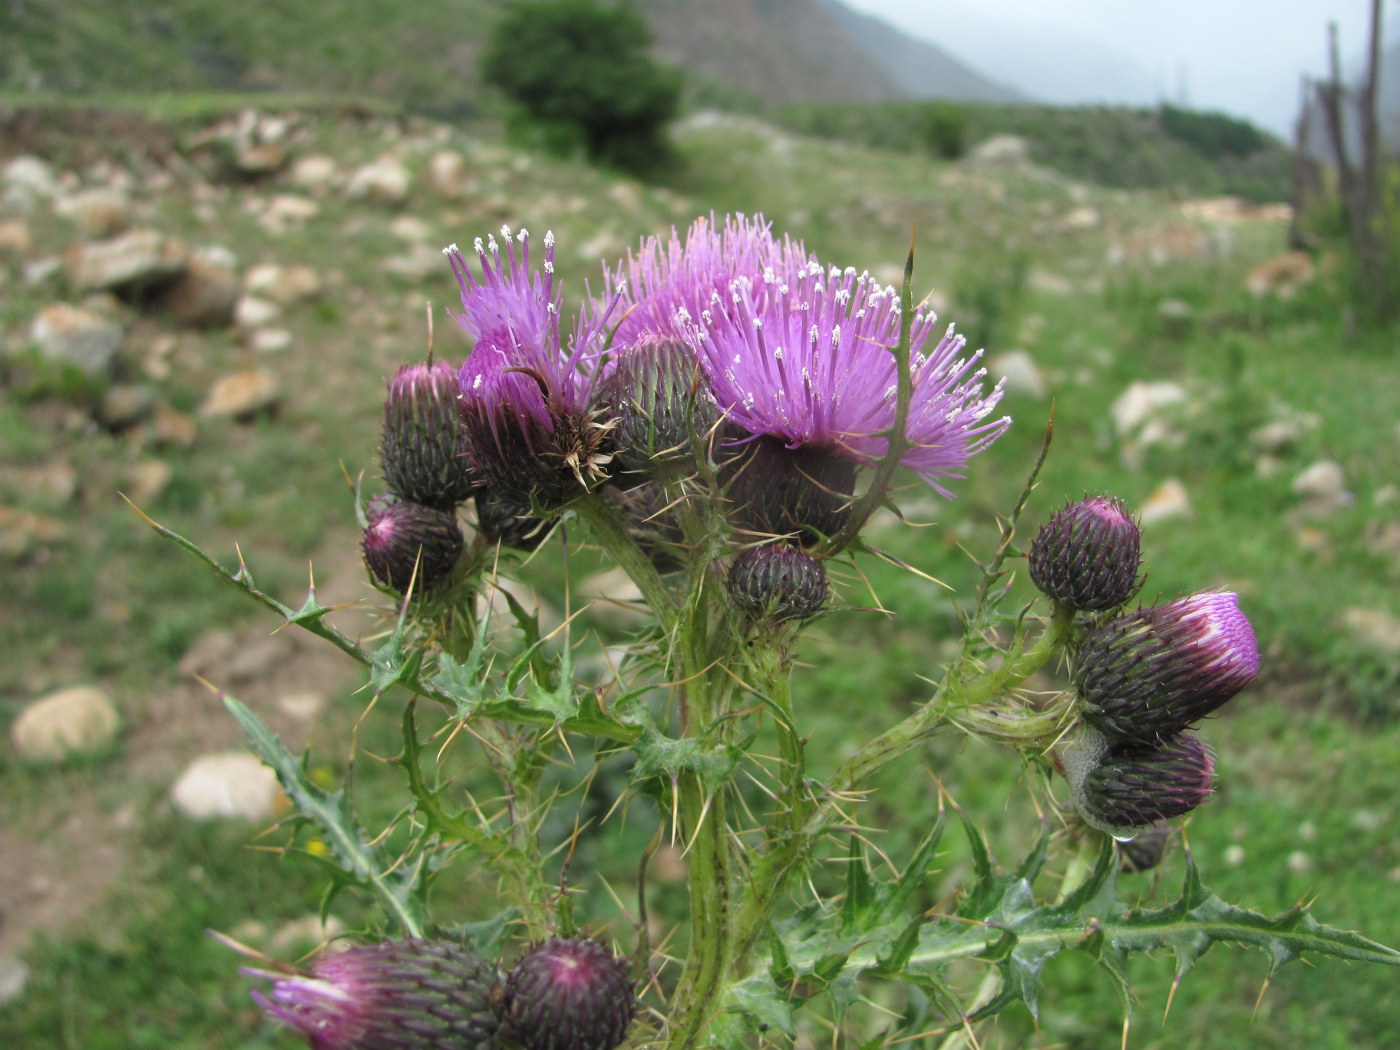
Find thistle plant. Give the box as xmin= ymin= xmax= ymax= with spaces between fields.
xmin=140 ymin=215 xmax=1400 ymax=1048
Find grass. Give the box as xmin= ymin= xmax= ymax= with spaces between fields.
xmin=2 ymin=97 xmax=1398 ymax=1048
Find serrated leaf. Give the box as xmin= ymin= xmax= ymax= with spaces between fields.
xmin=631 ymin=727 xmax=739 ymax=794
xmin=224 ymin=693 xmax=425 ymax=937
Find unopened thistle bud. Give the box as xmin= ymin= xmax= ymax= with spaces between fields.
xmin=1059 ymin=726 xmax=1216 ymax=837
xmin=1074 ymin=591 xmax=1259 ymax=744
xmin=362 ymin=498 xmax=464 ymax=595
xmin=595 ymin=336 xmax=718 ymax=479
xmin=247 ymin=938 xmax=502 ymax=1050
xmin=1028 ymin=495 xmax=1141 ymax=611
xmin=504 ymin=936 xmax=635 ymax=1050
xmin=381 ymin=360 xmax=477 ymax=510
xmin=727 ymin=543 xmax=829 ymax=622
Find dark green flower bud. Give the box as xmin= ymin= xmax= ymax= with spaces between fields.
xmin=1059 ymin=726 xmax=1215 ymax=837
xmin=595 ymin=336 xmax=717 ymax=480
xmin=727 ymin=543 xmax=828 ymax=622
xmin=504 ymin=936 xmax=635 ymax=1050
xmin=474 ymin=488 xmax=550 ymax=551
xmin=248 ymin=938 xmax=502 ymax=1050
xmin=381 ymin=361 xmax=477 ymax=510
xmin=362 ymin=499 xmax=463 ymax=595
xmin=1028 ymin=495 xmax=1141 ymax=611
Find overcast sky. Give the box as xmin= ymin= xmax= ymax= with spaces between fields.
xmin=840 ymin=0 xmax=1393 ymax=136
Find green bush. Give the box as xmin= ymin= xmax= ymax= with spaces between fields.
xmin=480 ymin=0 xmax=682 ymax=173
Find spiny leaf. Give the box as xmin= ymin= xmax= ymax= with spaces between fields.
xmin=223 ymin=693 xmax=426 ymax=937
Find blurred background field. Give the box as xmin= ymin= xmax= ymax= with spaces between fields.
xmin=2 ymin=2 xmax=1400 ymax=1048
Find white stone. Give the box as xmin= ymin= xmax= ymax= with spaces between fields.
xmin=170 ymin=751 xmax=283 ymax=820
xmin=199 ymin=370 xmax=283 ymax=419
xmin=10 ymin=685 xmax=121 ymax=762
xmin=277 ymin=691 xmax=327 ymax=721
xmin=64 ymin=229 xmax=187 ymax=293
xmin=54 ymin=187 xmax=131 ymax=236
xmin=1110 ymin=380 xmax=1187 ymax=438
xmin=248 ymin=327 xmax=293 ymax=353
xmin=964 ymin=134 xmax=1031 ymax=168
xmin=1291 ymin=460 xmax=1345 ymax=502
xmin=1343 ymin=607 xmax=1400 ymax=654
xmin=29 ymin=302 xmax=123 ymax=376
xmin=289 ymin=154 xmax=339 ymax=191
xmin=2 ymin=155 xmax=59 ymax=203
xmin=244 ymin=263 xmax=322 ymax=305
xmin=1250 ymin=419 xmax=1304 ymax=454
xmin=987 ymin=350 xmax=1046 ymax=399
xmin=234 ymin=294 xmax=283 ymax=328
xmin=425 ymin=150 xmax=467 ymax=197
xmin=258 ymin=194 xmax=320 ymax=233
xmin=0 ymin=956 xmax=28 ymax=1005
xmin=346 ymin=157 xmax=411 ymax=204
xmin=1139 ymin=479 xmax=1191 ymax=524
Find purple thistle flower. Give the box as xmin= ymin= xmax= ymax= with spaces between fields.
xmin=362 ymin=498 xmax=464 ymax=596
xmin=504 ymin=937 xmax=635 ymax=1050
xmin=447 ymin=227 xmax=617 ymax=509
xmin=247 ymin=939 xmax=502 ymax=1050
xmin=1074 ymin=591 xmax=1261 ymax=744
xmin=380 ymin=360 xmax=477 ymax=510
xmin=605 ymin=214 xmax=1010 ymax=501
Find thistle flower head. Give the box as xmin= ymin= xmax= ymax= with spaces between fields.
xmin=247 ymin=938 xmax=502 ymax=1050
xmin=1028 ymin=495 xmax=1141 ymax=611
xmin=504 ymin=936 xmax=635 ymax=1050
xmin=362 ymin=498 xmax=464 ymax=595
xmin=474 ymin=488 xmax=550 ymax=552
xmin=1074 ymin=591 xmax=1260 ymax=744
xmin=605 ymin=214 xmax=1010 ymax=506
xmin=380 ymin=359 xmax=477 ymax=510
xmin=448 ymin=228 xmax=617 ymax=509
xmin=727 ymin=542 xmax=829 ymax=622
xmin=1060 ymin=726 xmax=1216 ymax=837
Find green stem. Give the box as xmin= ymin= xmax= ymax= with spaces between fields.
xmin=664 ymin=773 xmax=733 ymax=1050
xmin=571 ymin=492 xmax=679 ymax=634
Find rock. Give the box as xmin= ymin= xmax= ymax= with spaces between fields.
xmin=0 ymin=505 xmax=69 ymax=557
xmin=234 ymin=142 xmax=287 ymax=178
xmin=987 ymin=350 xmax=1046 ymax=399
xmin=64 ymin=229 xmax=187 ymax=294
xmin=97 ymin=384 xmax=159 ymax=429
xmin=29 ymin=302 xmax=123 ymax=377
xmin=151 ymin=402 xmax=198 ymax=446
xmin=1249 ymin=419 xmax=1304 ymax=454
xmin=169 ymin=751 xmax=283 ymax=821
xmin=199 ymin=370 xmax=283 ymax=420
xmin=247 ymin=327 xmax=293 ymax=353
xmin=2 ymin=155 xmax=59 ymax=206
xmin=963 ymin=134 xmax=1032 ymax=169
xmin=10 ymin=685 xmax=121 ymax=762
xmin=1110 ymin=380 xmax=1187 ymax=438
xmin=233 ymin=294 xmax=283 ymax=328
xmin=258 ymin=194 xmax=320 ymax=233
xmin=0 ymin=956 xmax=28 ymax=1006
xmin=346 ymin=157 xmax=411 ymax=204
xmin=0 ymin=219 xmax=34 ymax=255
xmin=2 ymin=460 xmax=78 ymax=505
xmin=244 ymin=263 xmax=322 ymax=305
xmin=1291 ymin=460 xmax=1345 ymax=502
xmin=127 ymin=459 xmax=174 ymax=504
xmin=425 ymin=150 xmax=468 ymax=197
xmin=1244 ymin=251 xmax=1315 ymax=299
xmin=288 ymin=154 xmax=339 ymax=191
xmin=54 ymin=187 xmax=131 ymax=236
xmin=1139 ymin=479 xmax=1191 ymax=524
xmin=159 ymin=254 xmax=239 ymax=327
xmin=1343 ymin=608 xmax=1400 ymax=654
xmin=1062 ymin=206 xmax=1100 ymax=229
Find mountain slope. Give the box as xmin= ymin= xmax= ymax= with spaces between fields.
xmin=813 ymin=0 xmax=1026 ymax=104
